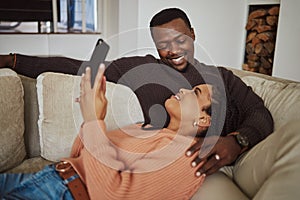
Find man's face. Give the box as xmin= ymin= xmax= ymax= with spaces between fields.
xmin=151 ymin=18 xmax=195 ymax=71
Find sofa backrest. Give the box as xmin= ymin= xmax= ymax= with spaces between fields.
xmin=231 ymin=68 xmax=300 ymax=131
xmin=0 ymin=69 xmax=26 ymax=172
xmin=17 ymin=68 xmax=300 ymax=161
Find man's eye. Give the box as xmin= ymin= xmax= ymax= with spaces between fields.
xmin=158 ymin=45 xmax=167 ymax=50
xmin=177 ymin=39 xmax=186 ymax=44
xmin=156 ymin=42 xmax=168 ymax=50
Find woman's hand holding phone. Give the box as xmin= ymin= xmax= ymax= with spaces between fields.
xmin=77 ymin=64 xmax=107 ymax=123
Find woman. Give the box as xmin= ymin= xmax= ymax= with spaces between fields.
xmin=1 ymin=64 xmax=214 ymax=200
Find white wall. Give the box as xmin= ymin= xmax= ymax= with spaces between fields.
xmin=117 ymin=0 xmax=300 ymax=81
xmin=115 ymin=0 xmax=248 ymax=68
xmin=0 ymin=0 xmax=299 ymax=81
xmin=0 ymin=34 xmax=100 ymax=60
xmin=134 ymin=0 xmax=248 ymax=69
xmin=272 ymin=0 xmax=300 ymax=82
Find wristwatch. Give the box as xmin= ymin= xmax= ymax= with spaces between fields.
xmin=233 ymin=133 xmax=249 ymax=148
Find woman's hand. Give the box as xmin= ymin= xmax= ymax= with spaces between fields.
xmin=77 ymin=64 xmax=107 ymax=123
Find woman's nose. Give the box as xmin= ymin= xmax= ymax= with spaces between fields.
xmin=179 ymin=88 xmax=192 ymax=94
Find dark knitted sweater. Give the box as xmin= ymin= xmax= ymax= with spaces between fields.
xmin=14 ymin=54 xmax=274 ymax=148
xmin=105 ymin=55 xmax=274 ymax=148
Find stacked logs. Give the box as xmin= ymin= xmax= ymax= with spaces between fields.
xmin=242 ymin=5 xmax=280 ymax=75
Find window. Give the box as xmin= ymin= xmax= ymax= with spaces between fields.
xmin=0 ymin=0 xmax=99 ymax=33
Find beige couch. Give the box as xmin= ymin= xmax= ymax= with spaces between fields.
xmin=1 ymin=67 xmax=299 ymax=199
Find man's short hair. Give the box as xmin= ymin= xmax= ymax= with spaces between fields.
xmin=149 ymin=8 xmax=192 ymax=29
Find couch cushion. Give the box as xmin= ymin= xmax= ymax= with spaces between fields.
xmin=0 ymin=68 xmax=26 ymax=172
xmin=36 ymin=72 xmax=143 ymax=162
xmin=241 ymin=76 xmax=300 ymax=130
xmin=19 ymin=75 xmax=40 ymax=158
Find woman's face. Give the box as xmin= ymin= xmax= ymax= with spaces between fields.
xmin=165 ymin=84 xmax=212 ymax=134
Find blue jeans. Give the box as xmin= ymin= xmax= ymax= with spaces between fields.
xmin=0 ymin=165 xmax=73 ymax=200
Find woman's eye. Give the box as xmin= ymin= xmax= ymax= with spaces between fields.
xmin=205 ymin=107 xmax=212 ymax=116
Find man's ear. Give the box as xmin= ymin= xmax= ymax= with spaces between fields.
xmin=190 ymin=27 xmax=196 ymax=41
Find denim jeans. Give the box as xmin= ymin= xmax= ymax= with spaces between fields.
xmin=0 ymin=165 xmax=73 ymax=200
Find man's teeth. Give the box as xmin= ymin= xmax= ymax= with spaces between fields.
xmin=172 ymin=56 xmax=184 ymax=62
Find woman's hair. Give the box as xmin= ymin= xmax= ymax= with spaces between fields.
xmin=143 ymin=84 xmax=219 ymax=135
xmin=149 ymin=8 xmax=192 ymax=29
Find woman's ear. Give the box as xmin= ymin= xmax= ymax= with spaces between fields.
xmin=197 ymin=116 xmax=211 ymax=128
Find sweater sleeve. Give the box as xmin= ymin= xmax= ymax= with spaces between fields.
xmin=220 ymin=67 xmax=274 ymax=147
xmin=14 ymin=54 xmax=83 ymax=78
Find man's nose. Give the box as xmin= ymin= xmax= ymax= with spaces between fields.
xmin=168 ymin=42 xmax=180 ymax=55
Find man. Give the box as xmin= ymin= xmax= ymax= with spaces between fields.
xmin=0 ymin=8 xmax=273 ymax=177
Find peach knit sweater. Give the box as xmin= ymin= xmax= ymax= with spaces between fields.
xmin=64 ymin=120 xmax=204 ymax=200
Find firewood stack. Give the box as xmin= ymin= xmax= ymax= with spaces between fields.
xmin=242 ymin=5 xmax=280 ymax=75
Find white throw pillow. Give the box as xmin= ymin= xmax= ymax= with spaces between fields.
xmin=36 ymin=72 xmax=143 ymax=162
xmin=241 ymin=76 xmax=300 ymax=130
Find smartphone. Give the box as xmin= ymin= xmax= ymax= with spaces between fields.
xmin=77 ymin=39 xmax=110 ymax=87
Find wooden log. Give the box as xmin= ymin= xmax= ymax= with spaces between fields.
xmin=247 ymin=54 xmax=259 ymax=61
xmin=260 ymin=57 xmax=272 ymax=69
xmin=246 ymin=19 xmax=256 ymax=30
xmin=254 ymin=18 xmax=266 ymax=26
xmin=246 ymin=43 xmax=255 ymax=54
xmin=256 ymin=32 xmax=274 ymax=42
xmin=253 ymin=25 xmax=273 ymax=33
xmin=247 ymin=60 xmax=260 ymax=68
xmin=268 ymin=58 xmax=273 ymax=64
xmin=268 ymin=6 xmax=280 ymax=16
xmin=252 ymin=37 xmax=261 ymax=47
xmin=243 ymin=63 xmax=257 ymax=72
xmin=264 ymin=42 xmax=275 ymax=53
xmin=266 ymin=16 xmax=278 ymax=26
xmin=257 ymin=47 xmax=269 ymax=57
xmin=249 ymin=9 xmax=268 ymax=20
xmin=246 ymin=31 xmax=257 ymax=42
xmin=255 ymin=43 xmax=263 ymax=54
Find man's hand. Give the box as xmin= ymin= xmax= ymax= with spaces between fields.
xmin=186 ymin=135 xmax=242 ymax=176
xmin=77 ymin=64 xmax=107 ymax=122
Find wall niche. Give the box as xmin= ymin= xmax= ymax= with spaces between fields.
xmin=242 ymin=4 xmax=280 ymax=76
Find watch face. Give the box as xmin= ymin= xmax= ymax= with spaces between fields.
xmin=236 ymin=134 xmax=249 ymax=147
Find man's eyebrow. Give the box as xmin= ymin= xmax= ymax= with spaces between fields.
xmin=156 ymin=33 xmax=185 ymax=44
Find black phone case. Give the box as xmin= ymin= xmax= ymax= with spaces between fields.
xmin=77 ymin=39 xmax=110 ymax=87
